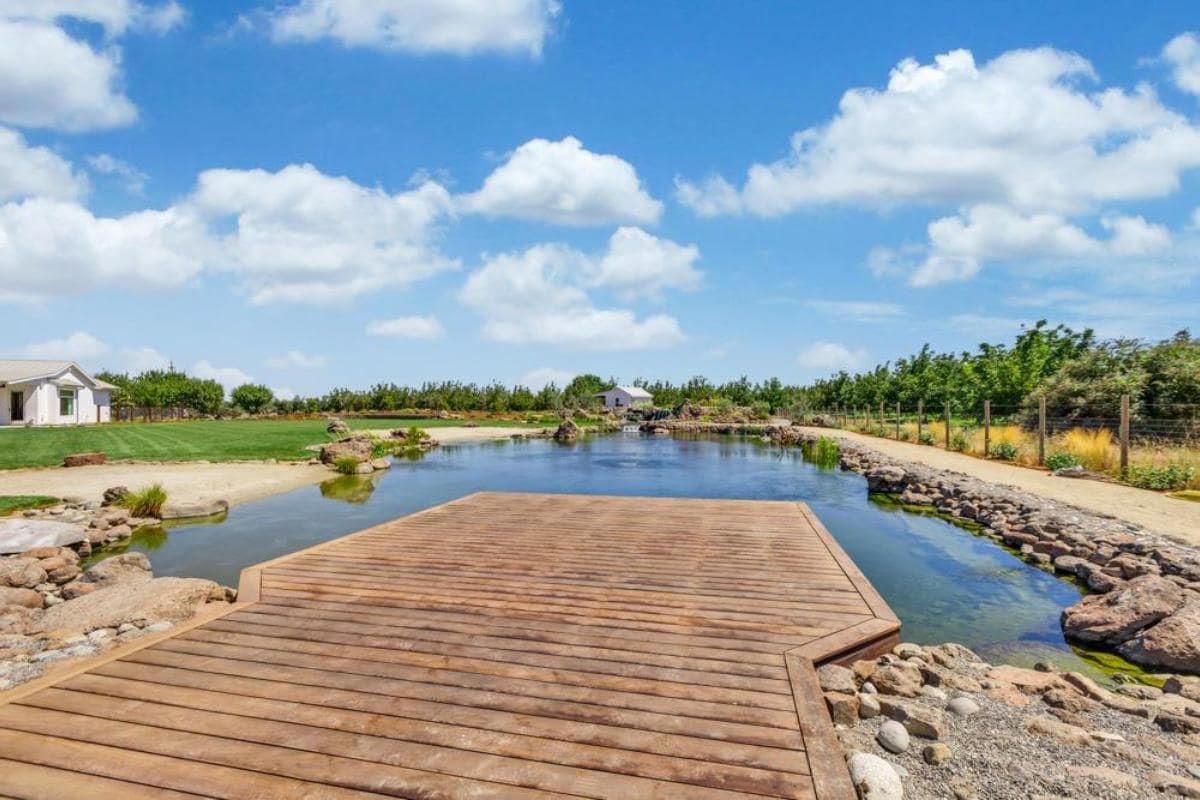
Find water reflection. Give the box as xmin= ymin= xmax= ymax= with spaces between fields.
xmin=93 ymin=435 xmax=1148 ymax=682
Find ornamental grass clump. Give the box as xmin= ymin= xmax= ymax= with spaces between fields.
xmin=120 ymin=483 xmax=168 ymax=518
xmin=802 ymin=436 xmax=841 ymax=468
xmin=1060 ymin=427 xmax=1114 ymax=471
xmin=333 ymin=456 xmax=361 ymax=475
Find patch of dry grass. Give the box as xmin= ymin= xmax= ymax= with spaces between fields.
xmin=1060 ymin=428 xmax=1114 ymax=471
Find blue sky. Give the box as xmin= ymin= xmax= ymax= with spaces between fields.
xmin=3 ymin=1 xmax=1199 ymax=398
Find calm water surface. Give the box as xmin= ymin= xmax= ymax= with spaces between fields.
xmin=106 ymin=435 xmax=1134 ymax=680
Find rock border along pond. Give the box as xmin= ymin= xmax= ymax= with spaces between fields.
xmin=762 ymin=425 xmax=1200 ymax=676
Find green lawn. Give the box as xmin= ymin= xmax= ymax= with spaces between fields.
xmin=0 ymin=495 xmax=59 ymax=515
xmin=0 ymin=417 xmax=542 ymax=470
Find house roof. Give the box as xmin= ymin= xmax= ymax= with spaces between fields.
xmin=596 ymin=385 xmax=653 ymax=399
xmin=0 ymin=359 xmax=105 ymax=388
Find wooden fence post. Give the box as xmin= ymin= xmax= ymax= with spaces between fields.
xmin=879 ymin=401 xmax=884 ymax=435
xmin=1120 ymin=393 xmax=1130 ymax=475
xmin=944 ymin=401 xmax=951 ymax=450
xmin=1038 ymin=396 xmax=1047 ymax=465
xmin=895 ymin=402 xmax=900 ymax=440
xmin=983 ymin=400 xmax=991 ymax=457
xmin=917 ymin=400 xmax=924 ymax=444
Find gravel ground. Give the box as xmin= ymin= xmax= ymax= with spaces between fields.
xmin=831 ymin=645 xmax=1200 ymax=799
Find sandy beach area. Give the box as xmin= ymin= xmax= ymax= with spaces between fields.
xmin=0 ymin=426 xmax=527 ymax=508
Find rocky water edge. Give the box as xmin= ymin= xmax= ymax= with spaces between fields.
xmin=1 ymin=496 xmax=236 ymax=691
xmin=763 ymin=426 xmax=1200 ymax=676
xmin=825 ymin=641 xmax=1200 ymax=799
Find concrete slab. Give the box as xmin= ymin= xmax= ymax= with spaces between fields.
xmin=0 ymin=519 xmax=86 ymax=554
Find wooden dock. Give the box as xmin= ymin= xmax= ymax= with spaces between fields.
xmin=0 ymin=492 xmax=899 ymax=799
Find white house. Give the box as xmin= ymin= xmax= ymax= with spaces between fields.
xmin=596 ymin=385 xmax=654 ymax=410
xmin=0 ymin=360 xmax=115 ymax=426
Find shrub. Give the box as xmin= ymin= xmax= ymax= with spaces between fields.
xmin=750 ymin=401 xmax=771 ymax=420
xmin=950 ymin=431 xmax=970 ymax=452
xmin=1124 ymin=464 xmax=1196 ymax=491
xmin=1060 ymin=427 xmax=1113 ymax=471
xmin=1045 ymin=451 xmax=1082 ymax=471
xmin=120 ymin=483 xmax=168 ymax=517
xmin=992 ymin=442 xmax=1019 ymax=461
xmin=333 ymin=456 xmax=361 ymax=475
xmin=898 ymin=430 xmax=911 ymax=441
xmin=918 ymin=431 xmax=935 ymax=446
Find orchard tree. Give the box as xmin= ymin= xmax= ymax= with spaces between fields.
xmin=230 ymin=383 xmax=275 ymax=415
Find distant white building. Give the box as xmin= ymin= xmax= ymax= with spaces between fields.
xmin=0 ymin=360 xmax=115 ymax=426
xmin=596 ymin=385 xmax=654 ymax=410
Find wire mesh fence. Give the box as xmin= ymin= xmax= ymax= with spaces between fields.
xmin=815 ymin=397 xmax=1200 ymax=491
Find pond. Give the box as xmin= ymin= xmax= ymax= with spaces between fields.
xmin=99 ymin=434 xmax=1147 ymax=683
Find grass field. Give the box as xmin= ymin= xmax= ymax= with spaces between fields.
xmin=0 ymin=495 xmax=59 ymax=515
xmin=0 ymin=418 xmax=543 ymax=470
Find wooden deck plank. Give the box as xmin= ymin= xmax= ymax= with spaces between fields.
xmin=0 ymin=491 xmax=900 ymax=799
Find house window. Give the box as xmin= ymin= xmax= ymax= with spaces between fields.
xmin=59 ymin=388 xmax=75 ymax=417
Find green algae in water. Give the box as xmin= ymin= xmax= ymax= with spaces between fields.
xmin=868 ymin=492 xmax=1161 ymax=687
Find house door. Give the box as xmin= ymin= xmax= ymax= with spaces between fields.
xmin=10 ymin=391 xmax=23 ymax=422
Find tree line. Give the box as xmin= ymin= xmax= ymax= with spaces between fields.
xmin=98 ymin=322 xmax=1199 ymax=423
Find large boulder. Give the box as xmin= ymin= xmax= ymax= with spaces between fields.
xmin=35 ymin=576 xmax=222 ymax=637
xmin=0 ymin=519 xmax=86 ymax=555
xmin=326 ymin=417 xmax=350 ymax=435
xmin=63 ymin=452 xmax=106 ymax=467
xmin=1119 ymin=598 xmax=1200 ymax=672
xmin=319 ymin=435 xmax=375 ymax=465
xmin=0 ymin=587 xmax=43 ymax=609
xmin=161 ymin=499 xmax=229 ymax=520
xmin=846 ymin=751 xmax=903 ymax=799
xmin=0 ymin=558 xmax=47 ymax=589
xmin=81 ymin=552 xmax=152 ymax=588
xmin=553 ymin=419 xmax=580 ymax=442
xmin=1062 ymin=574 xmax=1184 ymax=644
xmin=102 ymin=486 xmax=130 ymax=506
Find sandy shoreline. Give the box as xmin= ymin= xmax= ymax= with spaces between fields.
xmin=0 ymin=426 xmax=529 ymax=508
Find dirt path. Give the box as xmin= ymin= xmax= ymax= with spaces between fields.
xmin=0 ymin=426 xmax=529 ymax=508
xmin=798 ymin=426 xmax=1200 ymax=545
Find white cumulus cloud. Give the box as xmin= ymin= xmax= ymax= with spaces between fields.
xmin=460 ymin=241 xmax=686 ymax=350
xmin=1165 ymin=33 xmax=1200 ymax=96
xmin=0 ymin=127 xmax=87 ymax=201
xmin=267 ymin=0 xmax=560 ymax=57
xmin=86 ymin=153 xmax=148 ymax=195
xmin=192 ymin=360 xmax=254 ymax=393
xmin=586 ymin=226 xmax=701 ymax=301
xmin=119 ymin=346 xmax=170 ymax=373
xmin=190 ymin=163 xmax=457 ymax=305
xmin=21 ymin=330 xmax=109 ymax=361
xmin=461 ymin=137 xmax=663 ymax=226
xmin=796 ymin=341 xmax=868 ymax=373
xmin=903 ymin=205 xmax=1174 ymax=286
xmin=365 ymin=315 xmax=446 ymax=339
xmin=0 ymin=3 xmax=181 ymax=131
xmin=678 ymin=47 xmax=1200 ymax=217
xmin=0 ymin=197 xmax=206 ymax=303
